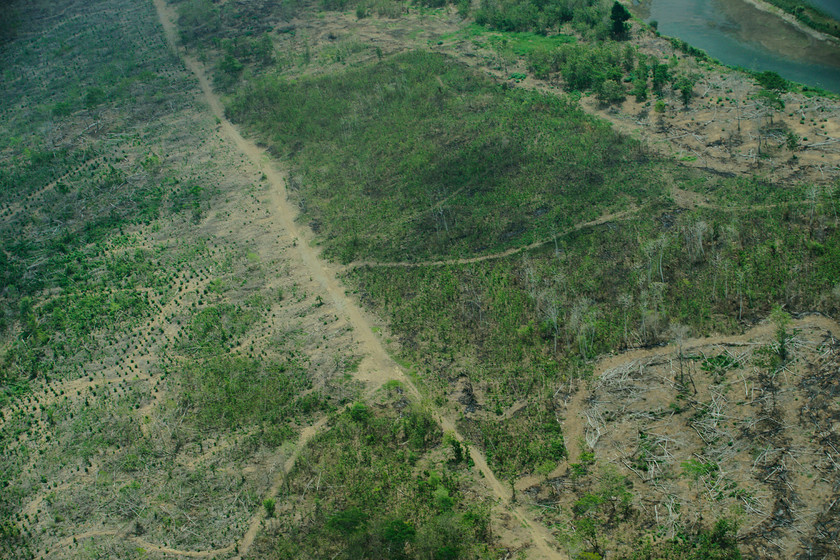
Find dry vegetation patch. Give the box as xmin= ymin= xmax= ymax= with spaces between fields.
xmin=526 ymin=314 xmax=840 ymax=558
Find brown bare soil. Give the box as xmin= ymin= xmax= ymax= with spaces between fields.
xmin=538 ymin=314 xmax=840 ymax=558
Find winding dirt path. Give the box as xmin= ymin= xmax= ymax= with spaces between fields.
xmin=58 ymin=529 xmax=235 ymax=558
xmin=149 ymin=0 xmax=566 ymax=558
xmin=347 ymin=208 xmax=637 ymax=270
xmin=593 ymin=313 xmax=840 ymax=375
xmin=344 ymin=180 xmax=820 ymax=272
xmin=234 ymin=418 xmax=328 ymax=557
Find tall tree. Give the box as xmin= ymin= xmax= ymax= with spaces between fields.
xmin=610 ymin=1 xmax=632 ymax=39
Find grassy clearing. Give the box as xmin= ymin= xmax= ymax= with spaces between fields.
xmin=228 ymin=50 xmax=661 ymax=263
xmin=442 ymin=22 xmax=576 ymax=55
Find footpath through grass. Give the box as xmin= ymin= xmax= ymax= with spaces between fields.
xmin=227 ymin=46 xmax=840 ymax=483
xmin=227 ymin=50 xmax=662 ymax=263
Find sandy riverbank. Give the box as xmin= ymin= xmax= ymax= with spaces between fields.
xmin=729 ymin=0 xmax=840 ymax=47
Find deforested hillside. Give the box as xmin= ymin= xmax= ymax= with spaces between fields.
xmin=2 ymin=0 xmax=839 ymax=559
xmin=0 ymin=1 xmax=371 ymax=558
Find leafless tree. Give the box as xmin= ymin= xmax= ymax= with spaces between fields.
xmin=618 ymin=293 xmax=633 ymax=347
xmin=668 ymin=322 xmax=693 ymax=391
xmin=570 ymin=297 xmax=597 ymax=358
xmin=542 ymin=292 xmax=562 ymax=354
xmin=647 ymin=234 xmax=669 ymax=282
xmin=684 ymin=219 xmax=707 ymax=262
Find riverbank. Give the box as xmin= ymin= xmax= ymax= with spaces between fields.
xmin=744 ymin=0 xmax=840 ymax=46
xmin=628 ymin=0 xmax=840 ymax=93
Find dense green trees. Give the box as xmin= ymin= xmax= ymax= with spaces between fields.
xmin=609 ymin=1 xmax=631 ymax=38
xmin=632 ymin=56 xmax=648 ymax=100
xmin=625 ymin=519 xmax=742 ymax=560
xmin=525 ymin=40 xmax=697 ymax=105
xmin=755 ymin=70 xmax=788 ymax=92
xmin=476 ymin=0 xmax=609 ymax=34
xmin=0 ymin=4 xmax=19 ymax=44
xmin=256 ymin=400 xmax=496 ymax=559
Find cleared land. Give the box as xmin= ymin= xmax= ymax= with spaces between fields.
xmin=1 ymin=1 xmax=839 ymax=559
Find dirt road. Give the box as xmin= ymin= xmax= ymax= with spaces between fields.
xmin=151 ymin=0 xmax=567 ymax=557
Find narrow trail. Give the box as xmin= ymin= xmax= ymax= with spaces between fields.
xmin=234 ymin=417 xmax=328 ymax=558
xmin=346 ymin=208 xmax=637 ymax=270
xmin=560 ymin=385 xmax=587 ymax=465
xmin=58 ymin=529 xmax=235 ymax=558
xmin=342 ymin=178 xmax=817 ymax=273
xmin=341 ymin=176 xmax=813 ymax=274
xmin=151 ymin=0 xmax=566 ymax=558
xmin=593 ymin=313 xmax=840 ymax=376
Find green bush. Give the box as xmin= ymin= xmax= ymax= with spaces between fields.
xmin=476 ymin=0 xmax=609 ymax=34
xmin=625 ymin=519 xmax=742 ymax=559
xmin=177 ymin=0 xmax=221 ymax=45
xmin=179 ymin=356 xmax=309 ymax=432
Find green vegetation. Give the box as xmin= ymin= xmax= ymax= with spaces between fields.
xmin=526 ymin=42 xmax=695 ymax=105
xmin=624 ymin=519 xmax=742 ymax=560
xmin=610 ymin=1 xmax=631 ymax=39
xmin=700 ymin=353 xmax=738 ymax=379
xmin=762 ymin=0 xmax=840 ymax=39
xmin=771 ymin=305 xmax=793 ymax=363
xmin=178 ymin=356 xmax=312 ymax=437
xmin=475 ymin=0 xmax=610 ymax=36
xmin=483 ymin=26 xmax=577 ymax=55
xmin=681 ymin=458 xmax=719 ymax=480
xmin=174 ymin=0 xmax=285 ymax=45
xmin=250 ymin=395 xmax=497 ymax=559
xmin=5 ymin=0 xmax=840 ymax=558
xmin=228 ymin=51 xmax=660 ymax=263
xmin=0 ymin=0 xmax=199 ymax=407
xmin=566 ymin=467 xmax=633 ymax=555
xmin=345 ymin=185 xmax=839 ymax=467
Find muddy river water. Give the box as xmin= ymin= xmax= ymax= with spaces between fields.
xmin=630 ymin=0 xmax=840 ymax=93
xmin=808 ymin=0 xmax=840 ymax=21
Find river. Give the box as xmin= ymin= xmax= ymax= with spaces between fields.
xmin=630 ymin=0 xmax=840 ymax=94
xmin=809 ymin=0 xmax=840 ymax=21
